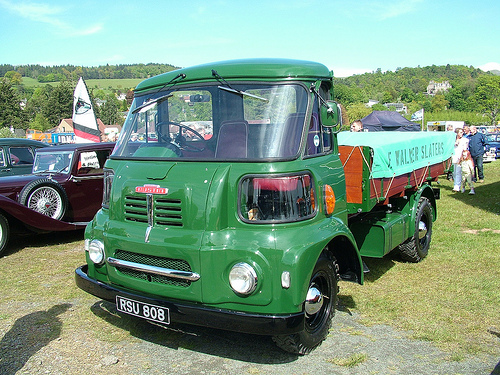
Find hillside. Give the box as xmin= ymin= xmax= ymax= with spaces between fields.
xmin=0 ymin=63 xmax=179 ymax=82
xmin=21 ymin=77 xmax=143 ymax=91
xmin=2 ymin=62 xmax=499 ymax=129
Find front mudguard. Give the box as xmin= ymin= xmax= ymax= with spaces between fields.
xmin=278 ymin=216 xmax=363 ymax=308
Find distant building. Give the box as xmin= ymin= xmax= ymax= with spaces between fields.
xmin=427 ymin=80 xmax=452 ymax=95
xmin=56 ymin=118 xmax=121 ymax=141
xmin=57 ymin=119 xmax=74 ymax=133
xmin=366 ymin=100 xmax=407 ymax=113
xmin=383 ymin=102 xmax=407 ymax=113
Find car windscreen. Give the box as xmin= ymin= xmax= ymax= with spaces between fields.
xmin=33 ymin=151 xmax=73 ymax=173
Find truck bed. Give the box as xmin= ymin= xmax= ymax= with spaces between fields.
xmin=338 ymin=131 xmax=454 ymax=213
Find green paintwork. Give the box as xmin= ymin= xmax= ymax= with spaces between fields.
xmin=135 ymin=58 xmax=332 ymax=93
xmin=349 ymin=211 xmax=409 ymax=257
xmin=88 ymin=153 xmax=357 ymax=314
xmin=348 ymin=183 xmax=437 ymax=258
xmin=82 ymin=59 xmax=441 ymax=323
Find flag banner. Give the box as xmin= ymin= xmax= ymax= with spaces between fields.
xmin=411 ymin=108 xmax=424 ymax=121
xmin=73 ymin=77 xmax=101 ymax=143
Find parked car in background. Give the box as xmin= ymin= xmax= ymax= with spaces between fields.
xmin=0 ymin=142 xmax=115 ymax=256
xmin=0 ymin=138 xmax=50 ymax=177
xmin=485 ymin=133 xmax=500 ymax=159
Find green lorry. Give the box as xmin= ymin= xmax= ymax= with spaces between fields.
xmin=75 ymin=59 xmax=454 ymax=354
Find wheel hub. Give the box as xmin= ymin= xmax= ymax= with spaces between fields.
xmin=37 ymin=198 xmax=52 ymax=212
xmin=418 ymin=220 xmax=428 ymax=239
xmin=305 ymin=286 xmax=323 ymax=316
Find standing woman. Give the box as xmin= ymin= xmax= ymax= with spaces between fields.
xmin=452 ymin=128 xmax=469 ymax=192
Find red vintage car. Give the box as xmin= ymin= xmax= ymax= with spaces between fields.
xmin=0 ymin=142 xmax=115 ymax=256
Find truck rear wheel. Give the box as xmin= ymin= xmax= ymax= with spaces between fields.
xmin=18 ymin=178 xmax=68 ymax=220
xmin=272 ymin=251 xmax=339 ymax=355
xmin=399 ymin=197 xmax=433 ymax=262
xmin=0 ymin=213 xmax=9 ymax=256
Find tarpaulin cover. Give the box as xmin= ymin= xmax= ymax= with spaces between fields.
xmin=361 ymin=111 xmax=421 ymax=131
xmin=338 ymin=131 xmax=455 ymax=179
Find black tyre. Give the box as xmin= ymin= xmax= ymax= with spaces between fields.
xmin=272 ymin=251 xmax=339 ymax=355
xmin=18 ymin=178 xmax=68 ymax=220
xmin=398 ymin=197 xmax=433 ymax=262
xmin=0 ymin=213 xmax=9 ymax=257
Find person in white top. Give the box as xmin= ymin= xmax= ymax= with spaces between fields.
xmin=452 ymin=128 xmax=469 ymax=192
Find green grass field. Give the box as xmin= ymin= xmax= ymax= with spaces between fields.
xmin=21 ymin=77 xmax=142 ymax=92
xmin=340 ymin=160 xmax=500 ymax=357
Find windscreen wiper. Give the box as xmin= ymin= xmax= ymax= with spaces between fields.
xmin=212 ymin=70 xmax=268 ymax=101
xmin=132 ymin=93 xmax=173 ymax=114
xmin=132 ymin=72 xmax=187 ymax=114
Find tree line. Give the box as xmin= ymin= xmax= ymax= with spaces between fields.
xmin=1 ymin=63 xmax=499 ymax=137
xmin=0 ymin=63 xmax=179 ymax=82
xmin=332 ymin=64 xmax=500 ymax=126
xmin=0 ymin=77 xmax=129 ymax=135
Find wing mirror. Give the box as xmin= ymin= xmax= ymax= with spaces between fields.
xmin=320 ymin=100 xmax=341 ymax=127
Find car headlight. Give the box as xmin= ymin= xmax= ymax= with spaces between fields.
xmin=87 ymin=239 xmax=105 ymax=265
xmin=229 ymin=262 xmax=258 ymax=295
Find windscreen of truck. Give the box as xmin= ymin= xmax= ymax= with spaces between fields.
xmin=113 ymin=83 xmax=309 ymax=160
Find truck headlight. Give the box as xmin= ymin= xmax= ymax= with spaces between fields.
xmin=229 ymin=262 xmax=258 ymax=295
xmin=87 ymin=239 xmax=105 ymax=265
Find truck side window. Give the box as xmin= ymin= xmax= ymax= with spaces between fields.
xmin=0 ymin=149 xmax=5 ymax=167
xmin=305 ymin=113 xmax=321 ymax=156
xmin=322 ymin=127 xmax=332 ymax=152
xmin=305 ymin=97 xmax=332 ymax=156
xmin=319 ymin=85 xmax=333 ymax=153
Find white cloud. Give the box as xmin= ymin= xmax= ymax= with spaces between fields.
xmin=79 ymin=24 xmax=104 ymax=36
xmin=0 ymin=0 xmax=102 ymax=36
xmin=362 ymin=0 xmax=424 ymax=20
xmin=478 ymin=62 xmax=500 ymax=72
xmin=0 ymin=0 xmax=61 ymax=20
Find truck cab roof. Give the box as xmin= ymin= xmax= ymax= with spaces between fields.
xmin=135 ymin=58 xmax=332 ymax=93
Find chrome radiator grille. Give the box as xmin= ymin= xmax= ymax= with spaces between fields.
xmin=113 ymin=249 xmax=192 ymax=287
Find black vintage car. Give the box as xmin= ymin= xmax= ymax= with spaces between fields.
xmin=0 ymin=138 xmax=50 ymax=176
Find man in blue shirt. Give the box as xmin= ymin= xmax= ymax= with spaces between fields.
xmin=468 ymin=126 xmax=486 ymax=183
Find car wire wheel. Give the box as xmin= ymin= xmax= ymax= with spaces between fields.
xmin=18 ymin=178 xmax=68 ymax=220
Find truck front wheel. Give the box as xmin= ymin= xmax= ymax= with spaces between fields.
xmin=399 ymin=197 xmax=433 ymax=262
xmin=272 ymin=251 xmax=339 ymax=355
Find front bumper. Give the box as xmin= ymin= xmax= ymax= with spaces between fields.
xmin=75 ymin=265 xmax=304 ymax=336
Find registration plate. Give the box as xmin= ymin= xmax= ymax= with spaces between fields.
xmin=116 ymin=296 xmax=170 ymax=325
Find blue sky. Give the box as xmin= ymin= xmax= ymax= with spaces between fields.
xmin=0 ymin=0 xmax=499 ymax=77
